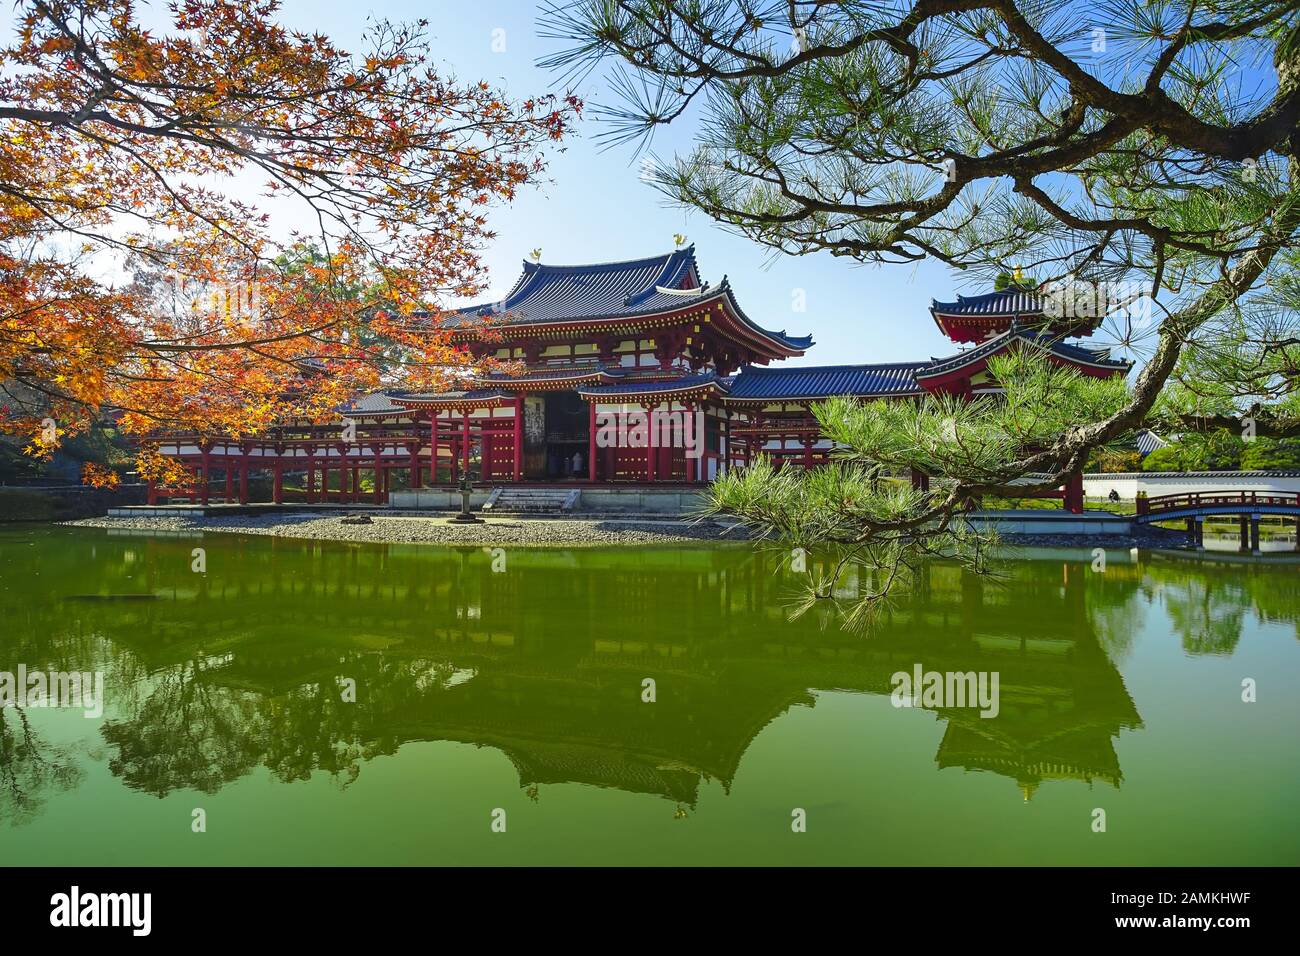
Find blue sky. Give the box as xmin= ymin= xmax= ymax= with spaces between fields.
xmin=6 ymin=2 xmax=1281 ymax=371
xmin=267 ymin=0 xmax=963 ymax=366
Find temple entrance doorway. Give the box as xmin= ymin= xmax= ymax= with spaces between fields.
xmin=542 ymin=391 xmax=590 ymax=481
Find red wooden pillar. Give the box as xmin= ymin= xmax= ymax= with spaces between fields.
xmin=1064 ymin=469 xmax=1084 ymax=514
xmin=238 ymin=456 xmax=249 ymax=505
xmin=429 ymin=412 xmax=441 ymax=486
xmin=451 ymin=425 xmax=458 ymax=485
xmin=802 ymin=440 xmax=814 ymax=471
xmin=685 ymin=403 xmax=697 ymax=483
xmin=352 ymin=464 xmax=360 ymax=500
xmin=588 ymin=400 xmax=598 ymax=483
xmin=910 ymin=467 xmax=931 ymax=493
xmin=373 ymin=449 xmax=384 ymax=504
xmin=462 ymin=411 xmax=472 ymax=481
xmin=513 ymin=394 xmax=524 ymax=482
xmin=644 ymin=404 xmax=656 ymax=483
xmin=444 ymin=418 xmax=452 ymax=485
xmin=146 ymin=478 xmax=157 ymax=506
xmin=224 ymin=462 xmax=234 ymax=502
xmin=199 ymin=448 xmax=211 ymax=505
xmin=306 ymin=458 xmax=316 ymax=503
xmin=409 ymin=444 xmax=422 ymax=489
xmin=272 ymin=461 xmax=284 ymax=504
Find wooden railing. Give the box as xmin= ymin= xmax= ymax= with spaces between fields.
xmin=1137 ymin=490 xmax=1300 ymax=516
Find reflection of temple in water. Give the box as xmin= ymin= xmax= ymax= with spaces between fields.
xmin=18 ymin=533 xmax=1152 ymax=804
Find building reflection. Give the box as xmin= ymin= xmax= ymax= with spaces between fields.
xmin=5 ymin=531 xmax=1291 ymax=815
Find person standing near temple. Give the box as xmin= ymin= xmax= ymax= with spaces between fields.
xmin=572 ymin=450 xmax=584 ymax=478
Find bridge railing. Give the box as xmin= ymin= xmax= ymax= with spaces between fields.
xmin=1137 ymin=490 xmax=1300 ymax=516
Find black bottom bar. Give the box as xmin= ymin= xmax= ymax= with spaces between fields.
xmin=3 ymin=866 xmax=1292 ymax=941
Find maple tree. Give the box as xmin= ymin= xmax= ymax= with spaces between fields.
xmin=0 ymin=0 xmax=579 ymax=484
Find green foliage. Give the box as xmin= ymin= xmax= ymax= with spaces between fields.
xmin=803 ymin=350 xmax=1128 ymax=480
xmin=1089 ymin=447 xmax=1143 ymax=473
xmin=994 ymin=271 xmax=1035 ymax=292
xmin=1184 ymin=432 xmax=1247 ymax=470
xmin=1241 ymin=437 xmax=1300 ymax=469
xmin=702 ymin=456 xmax=999 ymax=630
xmin=701 ymin=350 xmax=1128 ymax=626
xmin=1141 ymin=432 xmax=1249 ymax=471
xmin=1141 ymin=446 xmax=1185 ymax=472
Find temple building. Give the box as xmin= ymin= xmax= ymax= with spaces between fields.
xmin=145 ymin=246 xmax=1130 ymax=507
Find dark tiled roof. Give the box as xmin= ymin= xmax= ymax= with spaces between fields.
xmin=441 ymin=247 xmax=812 ymax=352
xmin=390 ymin=388 xmax=512 ymax=403
xmin=477 ymin=365 xmax=624 ymax=383
xmin=1047 ymin=338 xmax=1124 ymax=365
xmin=916 ymin=326 xmax=1129 ymax=378
xmin=931 ymin=289 xmax=1044 ymax=316
xmin=726 ymin=363 xmax=926 ymax=400
xmin=577 ymin=372 xmax=728 ymax=397
xmin=722 ymin=327 xmax=1127 ymax=401
xmin=337 ymin=392 xmax=410 ymax=416
xmin=1078 ymin=470 xmax=1300 ymax=478
xmin=1136 ymin=430 xmax=1169 ymax=457
xmin=449 ymin=247 xmax=699 ymax=324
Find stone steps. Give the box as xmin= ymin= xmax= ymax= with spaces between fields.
xmin=483 ymin=488 xmax=579 ymax=514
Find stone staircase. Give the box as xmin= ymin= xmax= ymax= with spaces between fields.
xmin=482 ymin=487 xmax=579 ymax=514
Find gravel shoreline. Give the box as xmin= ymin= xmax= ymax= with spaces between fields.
xmin=66 ymin=511 xmax=1191 ymax=550
xmin=67 ymin=511 xmax=749 ymax=546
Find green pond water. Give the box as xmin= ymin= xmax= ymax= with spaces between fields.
xmin=1 ymin=525 xmax=1297 ymax=866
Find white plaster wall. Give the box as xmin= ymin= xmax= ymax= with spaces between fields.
xmin=1080 ymin=472 xmax=1300 ymax=501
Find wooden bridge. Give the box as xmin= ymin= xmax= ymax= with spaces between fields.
xmin=1136 ymin=490 xmax=1300 ymax=552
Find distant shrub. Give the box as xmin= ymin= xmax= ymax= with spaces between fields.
xmin=1141 ymin=447 xmax=1184 ymax=472
xmin=1091 ymin=449 xmax=1142 ymax=473
xmin=1240 ymin=437 xmax=1300 ymax=470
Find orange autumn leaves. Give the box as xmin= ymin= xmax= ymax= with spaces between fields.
xmin=0 ymin=0 xmax=579 ymax=484
xmin=80 ymin=461 xmax=119 ymax=489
